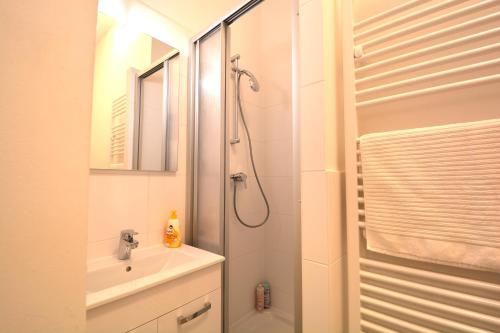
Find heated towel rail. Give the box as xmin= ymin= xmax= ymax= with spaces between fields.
xmin=346 ymin=0 xmax=500 ymax=332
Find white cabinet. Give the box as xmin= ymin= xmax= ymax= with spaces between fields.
xmin=87 ymin=264 xmax=222 ymax=333
xmin=127 ymin=320 xmax=157 ymax=333
xmin=158 ymin=289 xmax=221 ymax=333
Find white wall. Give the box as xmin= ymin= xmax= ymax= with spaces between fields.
xmin=0 ymin=0 xmax=97 ymax=331
xmin=299 ymin=0 xmax=346 ymax=331
xmin=87 ymin=0 xmax=190 ymax=259
xmin=227 ymin=0 xmax=295 ymax=327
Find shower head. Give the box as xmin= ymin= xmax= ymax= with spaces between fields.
xmin=238 ymin=69 xmax=260 ymax=92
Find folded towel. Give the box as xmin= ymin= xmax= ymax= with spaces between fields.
xmin=359 ymin=118 xmax=500 ymax=272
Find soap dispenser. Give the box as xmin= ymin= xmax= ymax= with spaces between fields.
xmin=164 ymin=210 xmax=181 ymax=248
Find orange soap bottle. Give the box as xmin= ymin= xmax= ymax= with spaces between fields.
xmin=164 ymin=210 xmax=181 ymax=248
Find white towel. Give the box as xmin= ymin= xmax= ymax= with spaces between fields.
xmin=359 ymin=118 xmax=500 ymax=272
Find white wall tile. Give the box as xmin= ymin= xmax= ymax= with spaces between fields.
xmin=300 ymin=81 xmax=326 ymax=171
xmin=238 ymin=102 xmax=267 ymax=142
xmin=88 ymin=170 xmax=188 ymax=258
xmin=87 ymin=238 xmax=118 ymax=260
xmin=229 ymin=211 xmax=266 ymax=259
xmin=301 ymin=170 xmax=344 ymax=264
xmin=231 ymin=176 xmax=269 ymax=218
xmin=246 ymin=103 xmax=292 ymax=142
xmin=301 ymin=171 xmax=329 ymax=264
xmin=299 ymin=0 xmax=324 ymax=86
xmin=263 ymin=213 xmax=282 ymax=250
xmin=147 ymin=173 xmax=186 ymax=242
xmin=327 ymin=171 xmax=345 ymax=263
xmin=253 ymin=140 xmax=293 ymax=177
xmin=228 ymin=250 xmax=266 ymax=325
xmin=329 ymin=258 xmax=345 ymax=333
xmin=258 ymin=176 xmax=293 ymax=219
xmin=88 ymin=174 xmax=148 ymax=243
xmin=264 ymin=213 xmax=295 ymax=254
xmin=264 ymin=249 xmax=295 ymax=295
xmin=272 ymin=288 xmax=295 ymax=317
xmin=302 ymin=260 xmax=329 ymax=333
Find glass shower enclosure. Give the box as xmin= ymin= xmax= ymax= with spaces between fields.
xmin=189 ymin=1 xmax=299 ymax=332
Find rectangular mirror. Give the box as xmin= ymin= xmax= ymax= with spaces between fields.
xmin=90 ymin=12 xmax=180 ymax=171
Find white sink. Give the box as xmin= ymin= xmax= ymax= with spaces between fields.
xmin=86 ymin=244 xmax=224 ymax=310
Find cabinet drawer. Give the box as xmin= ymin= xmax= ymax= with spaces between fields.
xmin=127 ymin=319 xmax=157 ymax=333
xmin=158 ymin=289 xmax=221 ymax=333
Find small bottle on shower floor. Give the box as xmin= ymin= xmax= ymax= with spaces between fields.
xmin=255 ymin=283 xmax=264 ymax=311
xmin=263 ymin=282 xmax=271 ymax=309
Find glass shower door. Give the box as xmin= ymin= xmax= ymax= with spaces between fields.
xmin=194 ymin=28 xmax=225 ymax=256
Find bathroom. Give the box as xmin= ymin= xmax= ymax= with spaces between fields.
xmin=2 ymin=0 xmax=499 ymax=332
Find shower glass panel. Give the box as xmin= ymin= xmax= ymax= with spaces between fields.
xmin=193 ymin=1 xmax=296 ymax=332
xmin=195 ymin=29 xmax=225 ymax=256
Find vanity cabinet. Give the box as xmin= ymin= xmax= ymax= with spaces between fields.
xmin=87 ymin=262 xmax=222 ymax=333
xmin=127 ymin=289 xmax=221 ymax=333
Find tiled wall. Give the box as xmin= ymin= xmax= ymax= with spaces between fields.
xmin=227 ymin=0 xmax=295 ymax=327
xmin=87 ymin=170 xmax=186 ymax=259
xmin=299 ymin=0 xmax=346 ymax=331
xmin=87 ymin=54 xmax=189 ymax=260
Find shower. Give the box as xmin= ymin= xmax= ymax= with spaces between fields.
xmin=193 ymin=2 xmax=297 ymax=331
xmin=230 ymin=54 xmax=270 ymax=229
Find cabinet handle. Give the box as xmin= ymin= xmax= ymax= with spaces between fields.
xmin=177 ymin=302 xmax=212 ymax=325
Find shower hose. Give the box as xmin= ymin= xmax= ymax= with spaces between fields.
xmin=233 ymin=73 xmax=270 ymax=228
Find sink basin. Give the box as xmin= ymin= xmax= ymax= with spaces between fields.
xmin=86 ymin=244 xmax=224 ymax=309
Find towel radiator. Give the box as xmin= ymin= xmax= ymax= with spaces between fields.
xmin=356 ymin=143 xmax=500 ymax=332
xmin=343 ymin=0 xmax=500 ymax=331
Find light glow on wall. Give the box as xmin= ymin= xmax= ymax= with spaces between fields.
xmin=112 ymin=22 xmax=141 ymax=54
xmin=98 ymin=0 xmax=127 ymax=23
xmin=97 ymin=0 xmax=189 ymax=54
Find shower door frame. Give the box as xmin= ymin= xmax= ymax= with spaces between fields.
xmin=340 ymin=1 xmax=362 ymax=332
xmin=187 ymin=1 xmax=302 ymax=332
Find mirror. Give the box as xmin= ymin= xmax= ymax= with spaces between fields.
xmin=90 ymin=12 xmax=180 ymax=171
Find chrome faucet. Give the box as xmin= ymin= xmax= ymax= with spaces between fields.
xmin=118 ymin=229 xmax=139 ymax=260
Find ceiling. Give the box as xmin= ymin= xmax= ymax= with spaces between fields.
xmin=139 ymin=0 xmax=244 ymax=35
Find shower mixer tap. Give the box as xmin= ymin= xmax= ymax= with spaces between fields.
xmin=230 ymin=172 xmax=247 ymax=188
